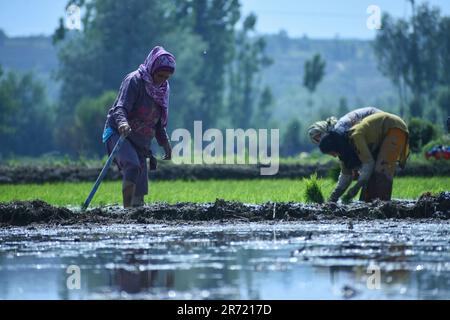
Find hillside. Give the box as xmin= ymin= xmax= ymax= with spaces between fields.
xmin=261 ymin=32 xmax=398 ymax=124
xmin=0 ymin=30 xmax=59 ymax=99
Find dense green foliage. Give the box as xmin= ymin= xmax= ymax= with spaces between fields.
xmin=0 ymin=69 xmax=54 ymax=157
xmin=408 ymin=118 xmax=438 ymax=152
xmin=53 ymin=0 xmax=271 ymax=146
xmin=227 ymin=14 xmax=273 ymax=128
xmin=280 ymin=119 xmax=306 ymax=156
xmin=373 ymin=2 xmax=450 ymax=123
xmin=0 ymin=0 xmax=277 ymax=157
xmin=0 ymin=32 xmax=401 ymax=133
xmin=71 ymin=91 xmax=117 ymax=156
xmin=0 ymin=1 xmax=449 ymax=160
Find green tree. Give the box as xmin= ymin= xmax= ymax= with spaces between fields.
xmin=374 ymin=15 xmax=411 ymax=118
xmin=303 ymin=53 xmax=326 ymax=112
xmin=54 ymin=0 xmax=270 ymax=155
xmin=408 ymin=117 xmax=438 ymax=152
xmin=303 ymin=53 xmax=326 ymax=94
xmin=55 ymin=0 xmax=199 ymax=110
xmin=254 ymin=86 xmax=274 ymax=128
xmin=374 ymin=3 xmax=442 ymax=118
xmin=0 ymin=65 xmax=17 ymax=136
xmin=0 ymin=69 xmax=54 ymax=156
xmin=53 ymin=0 xmax=205 ymax=152
xmin=176 ymin=0 xmax=241 ymax=128
xmin=227 ymin=13 xmax=272 ymax=128
xmin=70 ymin=91 xmax=117 ymax=156
xmin=439 ymin=17 xmax=450 ymax=86
xmin=280 ymin=119 xmax=303 ymax=157
xmin=408 ymin=2 xmax=441 ymax=117
xmin=437 ymin=87 xmax=450 ymax=122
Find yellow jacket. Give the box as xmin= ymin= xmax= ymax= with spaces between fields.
xmin=349 ymin=112 xmax=410 ymax=167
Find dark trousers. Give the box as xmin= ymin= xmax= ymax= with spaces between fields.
xmin=106 ymin=133 xmax=148 ymax=196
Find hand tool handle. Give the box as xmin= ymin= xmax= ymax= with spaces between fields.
xmin=82 ymin=135 xmax=126 ymax=210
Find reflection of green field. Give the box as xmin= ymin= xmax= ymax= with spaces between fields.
xmin=1 ymin=177 xmax=448 ymax=206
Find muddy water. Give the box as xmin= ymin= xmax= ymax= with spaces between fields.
xmin=0 ymin=221 xmax=449 ymax=300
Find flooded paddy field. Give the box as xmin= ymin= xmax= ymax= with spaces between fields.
xmin=0 ymin=197 xmax=449 ymax=299
xmin=0 ymin=221 xmax=449 ymax=300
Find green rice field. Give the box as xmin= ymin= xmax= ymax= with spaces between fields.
xmin=0 ymin=177 xmax=448 ymax=206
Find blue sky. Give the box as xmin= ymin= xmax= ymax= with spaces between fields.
xmin=0 ymin=0 xmax=449 ymax=39
xmin=240 ymin=0 xmax=450 ymax=38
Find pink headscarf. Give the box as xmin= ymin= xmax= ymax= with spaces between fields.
xmin=138 ymin=46 xmax=176 ymax=127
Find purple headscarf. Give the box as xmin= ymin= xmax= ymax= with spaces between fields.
xmin=138 ymin=46 xmax=176 ymax=127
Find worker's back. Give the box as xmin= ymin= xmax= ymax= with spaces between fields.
xmin=350 ymin=112 xmax=408 ymax=146
xmin=349 ymin=112 xmax=409 ymax=166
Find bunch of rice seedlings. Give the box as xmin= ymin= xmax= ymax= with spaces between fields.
xmin=303 ymin=173 xmax=325 ymax=204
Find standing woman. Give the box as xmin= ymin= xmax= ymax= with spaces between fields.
xmin=102 ymin=46 xmax=176 ymax=208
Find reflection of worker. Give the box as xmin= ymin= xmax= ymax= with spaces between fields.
xmin=319 ymin=112 xmax=410 ymax=202
xmin=102 ymin=46 xmax=176 ymax=208
xmin=113 ymin=252 xmax=175 ymax=294
xmin=447 ymin=116 xmax=450 ymax=133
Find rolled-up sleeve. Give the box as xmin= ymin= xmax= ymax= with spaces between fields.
xmin=112 ymin=75 xmax=139 ymax=127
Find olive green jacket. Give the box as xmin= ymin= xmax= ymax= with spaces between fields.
xmin=348 ymin=112 xmax=410 ymax=168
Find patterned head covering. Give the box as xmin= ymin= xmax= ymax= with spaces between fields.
xmin=307 ymin=117 xmax=338 ymax=144
xmin=138 ymin=46 xmax=176 ymax=127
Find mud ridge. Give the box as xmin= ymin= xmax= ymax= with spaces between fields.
xmin=0 ymin=192 xmax=449 ymax=226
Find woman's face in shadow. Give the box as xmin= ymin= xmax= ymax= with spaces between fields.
xmin=312 ymin=133 xmax=323 ymax=144
xmin=153 ymin=70 xmax=172 ymax=85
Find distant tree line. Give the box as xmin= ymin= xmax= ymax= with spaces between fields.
xmin=1 ymin=1 xmax=449 ymax=159
xmin=0 ymin=0 xmax=275 ymax=159
xmin=374 ymin=1 xmax=450 ymax=124
xmin=0 ymin=65 xmax=55 ymax=158
xmin=283 ymin=2 xmax=450 ymax=157
xmin=50 ymin=0 xmax=273 ymax=156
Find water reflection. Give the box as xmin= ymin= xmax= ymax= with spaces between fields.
xmin=0 ymin=221 xmax=449 ymax=299
xmin=110 ymin=251 xmax=175 ymax=295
